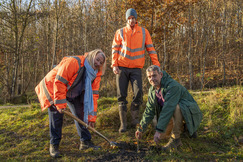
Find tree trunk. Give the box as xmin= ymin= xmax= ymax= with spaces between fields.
xmin=187 ymin=2 xmax=193 ymax=90
xmin=163 ymin=26 xmax=167 ymax=71
xmin=201 ymin=26 xmax=208 ymax=90
xmin=237 ymin=0 xmax=242 ymax=85
xmin=222 ymin=0 xmax=227 ymax=85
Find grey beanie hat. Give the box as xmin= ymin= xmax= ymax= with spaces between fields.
xmin=126 ymin=8 xmax=137 ymax=20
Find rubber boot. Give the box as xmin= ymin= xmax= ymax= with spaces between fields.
xmin=50 ymin=144 xmax=61 ymax=158
xmin=118 ymin=105 xmax=127 ymax=133
xmin=131 ymin=103 xmax=140 ymax=128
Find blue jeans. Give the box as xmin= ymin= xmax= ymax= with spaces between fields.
xmin=48 ymin=93 xmax=91 ymax=145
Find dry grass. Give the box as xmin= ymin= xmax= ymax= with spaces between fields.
xmin=0 ymin=86 xmax=242 ymax=161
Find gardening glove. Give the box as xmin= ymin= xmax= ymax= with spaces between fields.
xmin=135 ymin=130 xmax=142 ymax=139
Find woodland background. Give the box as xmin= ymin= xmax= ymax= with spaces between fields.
xmin=0 ymin=0 xmax=242 ymax=103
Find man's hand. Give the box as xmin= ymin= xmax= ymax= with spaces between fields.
xmin=113 ymin=66 xmax=120 ymax=74
xmin=88 ymin=122 xmax=95 ymax=128
xmin=135 ymin=130 xmax=142 ymax=139
xmin=154 ymin=131 xmax=162 ymax=145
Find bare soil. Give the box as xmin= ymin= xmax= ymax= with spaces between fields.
xmin=76 ymin=142 xmax=151 ymax=161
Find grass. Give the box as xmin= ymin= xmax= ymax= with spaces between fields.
xmin=0 ymin=86 xmax=242 ymax=161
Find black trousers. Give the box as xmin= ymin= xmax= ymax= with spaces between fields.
xmin=116 ymin=67 xmax=143 ymax=106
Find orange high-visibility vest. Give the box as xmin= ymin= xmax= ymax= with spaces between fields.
xmin=35 ymin=55 xmax=101 ymax=122
xmin=112 ymin=23 xmax=160 ymax=68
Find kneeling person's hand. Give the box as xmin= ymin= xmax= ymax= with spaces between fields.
xmin=135 ymin=130 xmax=142 ymax=139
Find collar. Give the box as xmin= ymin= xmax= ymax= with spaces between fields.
xmin=126 ymin=22 xmax=138 ymax=30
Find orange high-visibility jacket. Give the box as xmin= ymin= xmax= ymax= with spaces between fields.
xmin=35 ymin=55 xmax=101 ymax=123
xmin=112 ymin=23 xmax=160 ymax=68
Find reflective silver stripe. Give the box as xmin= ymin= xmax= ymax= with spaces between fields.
xmin=67 ymin=56 xmax=81 ymax=68
xmin=120 ymin=28 xmax=124 ymax=42
xmin=56 ymin=75 xmax=69 ymax=85
xmin=145 ymin=44 xmax=154 ymax=48
xmin=54 ymin=99 xmax=67 ymax=104
xmin=148 ymin=51 xmax=157 ymax=54
xmin=118 ymin=27 xmax=146 ymax=59
xmin=112 ymin=50 xmax=119 ymax=54
xmin=141 ymin=27 xmax=145 ymax=48
xmin=120 ymin=44 xmax=144 ymax=53
xmin=118 ymin=50 xmax=145 ymax=60
xmin=42 ymin=78 xmax=54 ymax=105
xmin=93 ymin=90 xmax=99 ymax=95
xmin=112 ymin=45 xmax=121 ymax=48
xmin=89 ymin=112 xmax=97 ymax=116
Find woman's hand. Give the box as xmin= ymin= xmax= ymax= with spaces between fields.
xmin=88 ymin=122 xmax=95 ymax=128
xmin=51 ymin=105 xmax=66 ymax=113
xmin=57 ymin=108 xmax=66 ymax=113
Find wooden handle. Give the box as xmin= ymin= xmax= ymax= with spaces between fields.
xmin=61 ymin=109 xmax=98 ymax=133
xmin=61 ymin=109 xmax=113 ymax=145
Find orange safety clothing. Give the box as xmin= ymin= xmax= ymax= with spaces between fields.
xmin=112 ymin=23 xmax=160 ymax=68
xmin=35 ymin=55 xmax=101 ymax=123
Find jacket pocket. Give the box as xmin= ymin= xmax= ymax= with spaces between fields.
xmin=188 ymin=103 xmax=203 ymax=133
xmin=188 ymin=103 xmax=201 ymax=114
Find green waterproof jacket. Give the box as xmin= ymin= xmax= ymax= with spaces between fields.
xmin=139 ymin=71 xmax=203 ymax=136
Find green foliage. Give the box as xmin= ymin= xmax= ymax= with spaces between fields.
xmin=97 ymin=97 xmax=117 ymax=111
xmin=26 ymin=92 xmax=39 ymax=104
xmin=0 ymin=105 xmax=50 ymax=160
xmin=0 ymin=86 xmax=242 ymax=161
xmin=96 ymin=105 xmax=120 ymax=128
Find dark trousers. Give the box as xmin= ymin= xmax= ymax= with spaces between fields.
xmin=116 ymin=67 xmax=143 ymax=106
xmin=48 ymin=93 xmax=91 ymax=145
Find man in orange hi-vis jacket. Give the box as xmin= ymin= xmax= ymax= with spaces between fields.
xmin=35 ymin=49 xmax=106 ymax=158
xmin=112 ymin=8 xmax=160 ymax=133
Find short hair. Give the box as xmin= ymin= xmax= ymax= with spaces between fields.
xmin=146 ymin=65 xmax=162 ymax=74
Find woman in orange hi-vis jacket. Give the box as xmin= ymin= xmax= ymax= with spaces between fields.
xmin=35 ymin=49 xmax=106 ymax=158
xmin=112 ymin=8 xmax=160 ymax=133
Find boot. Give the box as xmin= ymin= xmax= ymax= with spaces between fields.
xmin=50 ymin=144 xmax=61 ymax=158
xmin=131 ymin=103 xmax=140 ymax=128
xmin=119 ymin=105 xmax=127 ymax=133
xmin=183 ymin=123 xmax=197 ymax=138
xmin=190 ymin=131 xmax=198 ymax=138
xmin=162 ymin=137 xmax=182 ymax=152
xmin=79 ymin=140 xmax=101 ymax=150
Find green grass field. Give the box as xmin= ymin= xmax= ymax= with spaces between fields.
xmin=0 ymin=86 xmax=242 ymax=161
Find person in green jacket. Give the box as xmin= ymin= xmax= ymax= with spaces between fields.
xmin=135 ymin=65 xmax=203 ymax=152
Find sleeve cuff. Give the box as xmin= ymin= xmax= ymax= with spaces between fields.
xmin=88 ymin=115 xmax=97 ymax=123
xmin=156 ymin=127 xmax=164 ymax=133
